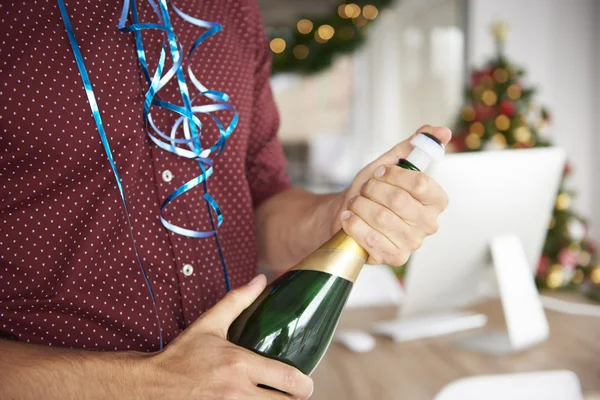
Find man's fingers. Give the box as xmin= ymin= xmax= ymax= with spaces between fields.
xmin=341 ymin=210 xmax=411 ymax=266
xmin=195 ymin=274 xmax=267 ymax=337
xmin=348 ymin=195 xmax=420 ymax=250
xmin=371 ymin=167 xmax=449 ymax=210
xmin=246 ymin=356 xmax=314 ymax=400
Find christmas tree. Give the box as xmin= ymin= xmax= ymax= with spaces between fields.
xmin=449 ymin=21 xmax=600 ymax=299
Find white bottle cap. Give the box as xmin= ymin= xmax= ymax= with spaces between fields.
xmin=405 ymin=133 xmax=445 ymax=171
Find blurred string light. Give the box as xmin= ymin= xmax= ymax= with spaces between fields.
xmin=315 ymin=24 xmax=335 ymax=42
xmin=269 ymin=38 xmax=286 ymax=54
xmin=352 ymin=15 xmax=368 ymax=27
xmin=269 ymin=1 xmax=389 ymax=70
xmin=338 ymin=3 xmax=361 ymax=19
xmin=297 ymin=19 xmax=313 ymax=34
xmin=362 ymin=5 xmax=379 ymax=19
xmin=293 ymin=44 xmax=309 ymax=59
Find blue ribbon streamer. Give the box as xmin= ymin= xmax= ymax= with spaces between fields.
xmin=57 ymin=0 xmax=238 ymax=348
xmin=57 ymin=0 xmax=164 ymax=348
xmin=117 ymin=0 xmax=237 ymax=292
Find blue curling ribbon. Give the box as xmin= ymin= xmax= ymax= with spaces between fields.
xmin=57 ymin=0 xmax=238 ymax=349
xmin=117 ymin=0 xmax=238 ymax=292
xmin=57 ymin=0 xmax=164 ymax=348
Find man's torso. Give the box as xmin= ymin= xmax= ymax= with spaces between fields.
xmin=0 ymin=0 xmax=286 ymax=351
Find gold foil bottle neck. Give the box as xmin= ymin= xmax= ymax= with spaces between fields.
xmin=289 ymin=230 xmax=367 ymax=283
xmin=320 ymin=230 xmax=369 ymax=261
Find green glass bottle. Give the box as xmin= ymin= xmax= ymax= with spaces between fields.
xmin=228 ymin=133 xmax=444 ymax=377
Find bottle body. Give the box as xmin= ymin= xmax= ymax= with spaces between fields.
xmin=228 ymin=269 xmax=352 ymax=375
xmin=228 ymin=230 xmax=366 ymax=375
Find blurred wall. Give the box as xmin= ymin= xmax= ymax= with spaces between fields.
xmin=468 ymin=0 xmax=599 ymax=242
xmin=349 ymin=0 xmax=466 ymax=172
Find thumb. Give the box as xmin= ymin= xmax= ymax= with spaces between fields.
xmin=377 ymin=125 xmax=452 ymax=166
xmin=195 ymin=274 xmax=267 ymax=337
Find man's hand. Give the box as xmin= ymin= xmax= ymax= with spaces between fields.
xmin=144 ymin=274 xmax=313 ymax=399
xmin=334 ymin=125 xmax=451 ymax=266
xmin=0 ymin=275 xmax=313 ymax=400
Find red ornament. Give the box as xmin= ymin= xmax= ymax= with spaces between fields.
xmin=471 ymin=70 xmax=484 ymax=86
xmin=471 ymin=65 xmax=493 ymax=86
xmin=537 ymin=255 xmax=551 ymax=276
xmin=499 ymin=100 xmax=515 ymax=117
xmin=474 ymin=104 xmax=494 ymax=121
xmin=448 ymin=135 xmax=466 ymax=153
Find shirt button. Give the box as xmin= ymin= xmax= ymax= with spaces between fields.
xmin=182 ymin=264 xmax=194 ymax=277
xmin=162 ymin=170 xmax=173 ymax=183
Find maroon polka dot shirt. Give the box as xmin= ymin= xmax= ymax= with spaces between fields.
xmin=0 ymin=0 xmax=291 ymax=351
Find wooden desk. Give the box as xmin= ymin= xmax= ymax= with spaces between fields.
xmin=311 ymin=296 xmax=600 ymax=400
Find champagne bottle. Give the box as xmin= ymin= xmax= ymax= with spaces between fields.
xmin=228 ymin=133 xmax=445 ymax=376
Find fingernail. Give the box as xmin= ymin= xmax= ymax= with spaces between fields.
xmin=247 ymin=274 xmax=263 ymax=286
xmin=341 ymin=211 xmax=352 ymax=221
xmin=374 ymin=166 xmax=386 ymax=178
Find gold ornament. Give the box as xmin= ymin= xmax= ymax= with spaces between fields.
xmin=493 ymin=68 xmax=508 ymax=83
xmin=513 ymin=126 xmax=532 ymax=143
xmin=293 ymin=44 xmax=309 ymax=60
xmin=573 ymin=269 xmax=585 ymax=285
xmin=491 ymin=20 xmax=508 ymax=43
xmin=482 ymin=90 xmax=498 ymax=106
xmin=591 ymin=265 xmax=600 ymax=284
xmin=546 ymin=265 xmax=564 ymax=289
xmin=297 ymin=19 xmax=314 ymax=34
xmin=556 ymin=192 xmax=571 ymax=211
xmin=465 ymin=133 xmax=481 ymax=150
xmin=470 ymin=121 xmax=485 ymax=136
xmin=507 ymin=84 xmax=522 ymax=100
xmin=362 ymin=5 xmax=379 ymax=20
xmin=578 ymin=251 xmax=591 ymax=267
xmin=491 ymin=133 xmax=507 ymax=149
xmin=461 ymin=106 xmax=475 ymax=122
xmin=269 ymin=38 xmax=286 ymax=54
xmin=495 ymin=114 xmax=511 ymax=131
xmin=549 ymin=216 xmax=555 ymax=229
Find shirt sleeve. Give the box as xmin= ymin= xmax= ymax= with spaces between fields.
xmin=245 ymin=17 xmax=292 ymax=209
